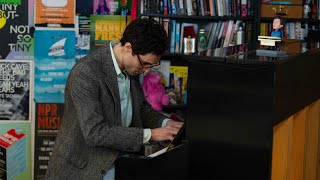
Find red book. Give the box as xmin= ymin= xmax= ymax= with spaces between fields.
xmin=131 ymin=0 xmax=138 ymax=21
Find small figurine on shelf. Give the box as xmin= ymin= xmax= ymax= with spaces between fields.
xmin=257 ymin=16 xmax=288 ymax=57
xmin=270 ymin=16 xmax=287 ymax=39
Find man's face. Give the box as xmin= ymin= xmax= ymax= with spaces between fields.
xmin=273 ymin=18 xmax=282 ymax=30
xmin=121 ymin=42 xmax=161 ymax=76
xmin=124 ymin=52 xmax=161 ymax=76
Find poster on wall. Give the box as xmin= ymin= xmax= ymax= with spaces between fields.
xmin=34 ymin=0 xmax=75 ymax=27
xmin=75 ymin=15 xmax=90 ymax=62
xmin=0 ymin=0 xmax=34 ymax=60
xmin=0 ymin=122 xmax=31 ymax=180
xmin=93 ymin=0 xmax=131 ymax=15
xmin=34 ymin=29 xmax=75 ymax=103
xmin=0 ymin=60 xmax=33 ymax=121
xmin=75 ymin=33 xmax=90 ymax=62
xmin=90 ymin=15 xmax=130 ymax=46
xmin=34 ymin=103 xmax=64 ymax=180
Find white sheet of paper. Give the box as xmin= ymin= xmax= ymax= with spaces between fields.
xmin=147 ymin=147 xmax=169 ymax=158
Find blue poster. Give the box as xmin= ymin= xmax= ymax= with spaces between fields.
xmin=34 ymin=29 xmax=75 ymax=103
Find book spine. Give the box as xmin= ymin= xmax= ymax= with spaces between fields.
xmin=241 ymin=0 xmax=247 ymax=17
xmin=170 ymin=20 xmax=176 ymax=53
xmin=192 ymin=0 xmax=198 ymax=15
xmin=171 ymin=0 xmax=177 ymax=14
xmin=175 ymin=22 xmax=181 ymax=53
xmin=163 ymin=0 xmax=168 ymax=14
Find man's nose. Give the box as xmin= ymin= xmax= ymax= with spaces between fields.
xmin=143 ymin=67 xmax=151 ymax=74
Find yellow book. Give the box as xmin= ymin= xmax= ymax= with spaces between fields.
xmin=169 ymin=66 xmax=188 ymax=103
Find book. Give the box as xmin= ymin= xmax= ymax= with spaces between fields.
xmin=207 ymin=22 xmax=217 ymax=49
xmin=212 ymin=21 xmax=223 ymax=48
xmin=169 ymin=66 xmax=188 ymax=104
xmin=175 ymin=22 xmax=181 ymax=53
xmin=241 ymin=0 xmax=247 ymax=17
xmin=223 ymin=20 xmax=234 ymax=47
xmin=186 ymin=0 xmax=193 ymax=15
xmin=169 ymin=20 xmax=176 ymax=53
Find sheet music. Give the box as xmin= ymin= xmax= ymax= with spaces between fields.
xmin=147 ymin=147 xmax=168 ymax=158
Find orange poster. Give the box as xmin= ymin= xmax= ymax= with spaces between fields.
xmin=35 ymin=0 xmax=75 ymax=26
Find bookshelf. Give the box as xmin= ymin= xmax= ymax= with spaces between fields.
xmin=138 ymin=0 xmax=260 ymax=115
xmin=139 ymin=0 xmax=259 ymax=54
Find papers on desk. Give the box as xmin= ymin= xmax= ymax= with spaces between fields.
xmin=258 ymin=36 xmax=281 ymax=46
xmin=148 ymin=147 xmax=168 ymax=158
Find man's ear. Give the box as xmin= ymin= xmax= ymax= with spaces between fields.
xmin=124 ymin=42 xmax=132 ymax=52
xmin=280 ymin=25 xmax=283 ymax=28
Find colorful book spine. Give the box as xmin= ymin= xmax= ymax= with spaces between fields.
xmin=175 ymin=22 xmax=181 ymax=53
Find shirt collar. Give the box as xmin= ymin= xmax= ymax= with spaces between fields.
xmin=110 ymin=41 xmax=122 ymax=76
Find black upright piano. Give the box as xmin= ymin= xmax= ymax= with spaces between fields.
xmin=116 ymin=41 xmax=320 ymax=180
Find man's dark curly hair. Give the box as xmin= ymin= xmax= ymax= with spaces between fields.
xmin=120 ymin=18 xmax=168 ymax=56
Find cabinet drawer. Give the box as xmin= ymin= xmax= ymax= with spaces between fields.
xmin=260 ymin=4 xmax=302 ymax=19
xmin=280 ymin=40 xmax=301 ymax=54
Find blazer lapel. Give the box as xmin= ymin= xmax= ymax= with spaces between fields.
xmin=100 ymin=45 xmax=121 ymax=121
xmin=130 ymin=76 xmax=143 ymax=127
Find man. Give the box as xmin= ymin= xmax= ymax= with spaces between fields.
xmin=45 ymin=18 xmax=183 ymax=179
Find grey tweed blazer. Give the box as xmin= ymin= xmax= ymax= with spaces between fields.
xmin=45 ymin=45 xmax=166 ymax=180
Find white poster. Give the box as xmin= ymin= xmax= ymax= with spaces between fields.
xmin=0 ymin=60 xmax=33 ymax=121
